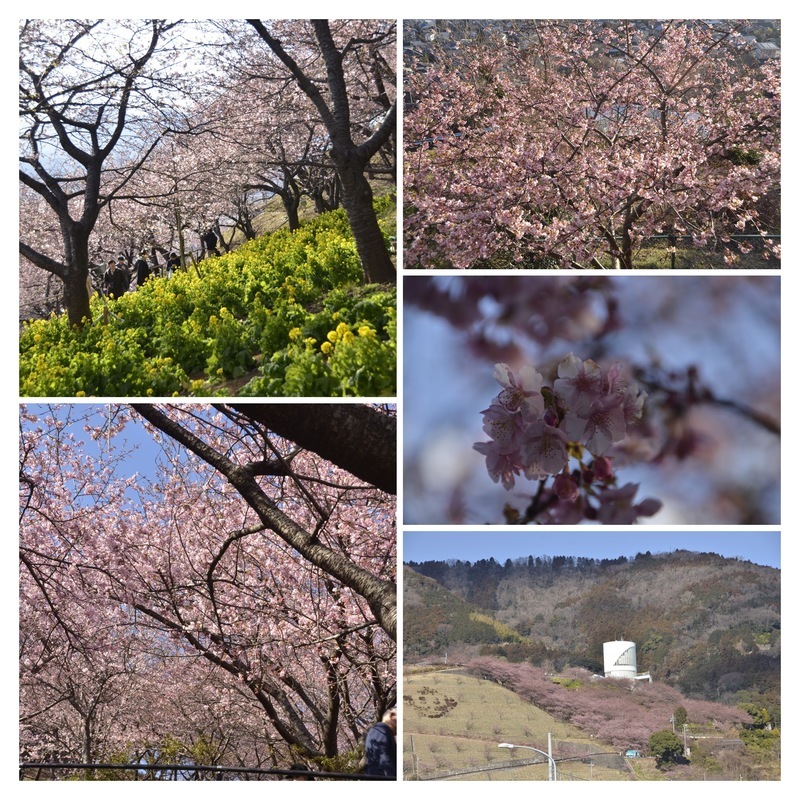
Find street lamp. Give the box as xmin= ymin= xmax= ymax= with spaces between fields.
xmin=498 ymin=738 xmax=557 ymax=781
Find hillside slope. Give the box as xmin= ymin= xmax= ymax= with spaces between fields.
xmin=403 ymin=665 xmax=778 ymax=780
xmin=404 ymin=551 xmax=780 ymax=714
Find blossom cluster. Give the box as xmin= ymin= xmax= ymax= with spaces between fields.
xmin=474 ymin=355 xmax=661 ymax=523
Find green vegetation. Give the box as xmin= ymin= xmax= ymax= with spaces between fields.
xmin=648 ymin=730 xmax=684 ymax=767
xmin=405 ymin=552 xmax=780 ymax=714
xmin=20 ymin=203 xmax=396 ymax=397
xmin=403 ymin=569 xmax=530 ymax=659
xmin=468 ymin=613 xmax=527 ymax=643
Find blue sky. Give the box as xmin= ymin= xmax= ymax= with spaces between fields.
xmin=402 ymin=530 xmax=780 ymax=569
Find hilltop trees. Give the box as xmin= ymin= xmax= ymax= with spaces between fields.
xmin=405 ymin=20 xmax=780 ymax=269
xmin=20 ymin=404 xmax=396 ymax=765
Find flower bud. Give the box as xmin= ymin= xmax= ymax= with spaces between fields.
xmin=592 ymin=456 xmax=614 ymax=482
xmin=554 ymin=473 xmax=580 ymax=502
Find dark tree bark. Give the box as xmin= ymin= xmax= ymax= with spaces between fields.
xmin=230 ymin=403 xmax=396 ymax=495
xmin=19 ymin=20 xmax=178 ymax=325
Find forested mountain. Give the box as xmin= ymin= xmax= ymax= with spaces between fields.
xmin=404 ymin=550 xmax=779 ymax=720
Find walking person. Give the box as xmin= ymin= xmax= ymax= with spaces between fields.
xmin=364 ymin=707 xmax=397 ymax=778
xmin=103 ymin=258 xmax=129 ymax=299
xmin=134 ymin=250 xmax=152 ymax=287
xmin=166 ymin=252 xmax=181 ymax=277
xmin=202 ymin=229 xmax=220 ymax=257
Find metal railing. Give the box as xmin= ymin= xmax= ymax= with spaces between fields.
xmin=19 ymin=762 xmax=395 ymax=781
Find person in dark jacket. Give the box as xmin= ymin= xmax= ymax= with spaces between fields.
xmin=364 ymin=707 xmax=397 ymax=777
xmin=103 ymin=258 xmax=129 ymax=299
xmin=202 ymin=229 xmax=219 ymax=256
xmin=134 ymin=250 xmax=152 ymax=287
xmin=166 ymin=252 xmax=181 ymax=276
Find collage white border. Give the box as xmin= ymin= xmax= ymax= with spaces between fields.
xmin=6 ymin=2 xmax=794 ymax=796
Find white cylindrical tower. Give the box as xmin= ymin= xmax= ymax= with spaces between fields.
xmin=603 ymin=640 xmax=637 ymax=679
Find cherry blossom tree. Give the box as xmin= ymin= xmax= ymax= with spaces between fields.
xmin=404 ymin=20 xmax=780 ymax=269
xmin=245 ymin=19 xmax=397 ymax=283
xmin=20 ymin=19 xmax=398 ymax=324
xmin=18 ymin=19 xmax=216 ymax=325
xmin=20 ymin=404 xmax=396 ymax=766
xmin=202 ymin=74 xmax=335 ymax=234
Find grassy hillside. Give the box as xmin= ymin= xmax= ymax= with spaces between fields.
xmin=403 ymin=666 xmax=779 ymax=781
xmin=20 ymin=202 xmax=396 ymax=397
xmin=404 ymin=668 xmax=629 ymax=781
xmin=405 ymin=552 xmax=780 ymax=715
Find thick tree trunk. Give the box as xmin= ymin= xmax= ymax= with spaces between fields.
xmin=230 ymin=403 xmax=396 ymax=495
xmin=282 ymin=194 xmax=301 ymax=232
xmin=63 ymin=267 xmax=92 ymax=326
xmin=336 ymin=160 xmax=395 ymax=284
xmin=63 ymin=231 xmax=93 ymax=326
xmin=246 ymin=20 xmax=396 ymax=286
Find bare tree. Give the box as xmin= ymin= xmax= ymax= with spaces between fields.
xmin=19 ymin=20 xmax=196 ymax=325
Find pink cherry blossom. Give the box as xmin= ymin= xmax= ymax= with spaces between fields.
xmin=493 ymin=362 xmax=545 ymax=418
xmin=596 ymin=483 xmax=663 ymax=524
xmin=554 ymin=354 xmax=605 ymax=415
xmin=520 ymin=419 xmax=570 ymax=478
xmin=563 ymin=395 xmax=627 ymax=456
xmin=405 ymin=20 xmax=780 ymax=270
xmin=553 ymin=472 xmax=580 ymax=502
xmin=473 ymin=439 xmax=522 ymax=490
xmin=474 ymin=355 xmax=659 ymax=524
xmin=480 ymin=403 xmax=524 ymax=451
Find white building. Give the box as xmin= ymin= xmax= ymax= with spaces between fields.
xmin=603 ymin=640 xmax=652 ymax=682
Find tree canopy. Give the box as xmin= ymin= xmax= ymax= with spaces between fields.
xmin=404 ymin=19 xmax=780 ymax=269
xmin=20 ymin=403 xmax=396 ymax=767
xmin=20 ymin=19 xmax=397 ymax=325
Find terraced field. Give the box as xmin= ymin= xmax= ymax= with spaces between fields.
xmin=403 ymin=667 xmax=632 ymax=781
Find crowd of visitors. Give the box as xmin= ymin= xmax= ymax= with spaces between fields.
xmin=100 ymin=250 xmax=171 ymax=298
xmin=98 ymin=231 xmax=220 ymax=299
